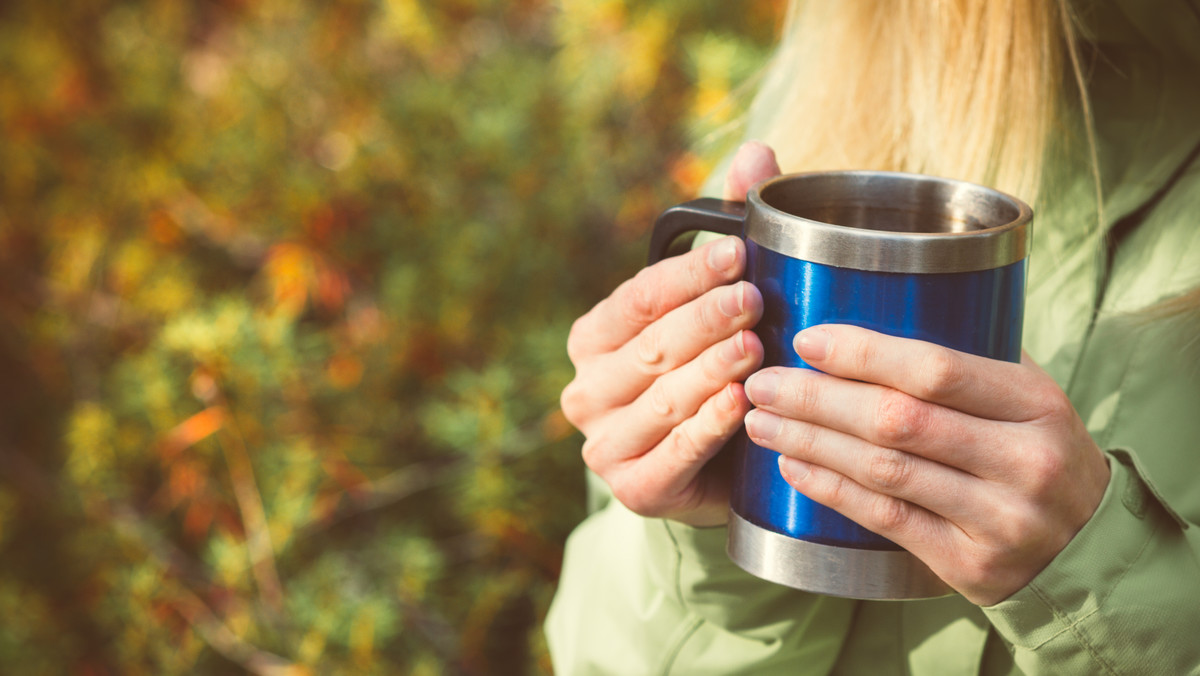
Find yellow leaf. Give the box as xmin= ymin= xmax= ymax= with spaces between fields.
xmin=48 ymin=216 xmax=105 ymax=295
xmin=377 ymin=0 xmax=437 ymax=56
xmin=65 ymin=402 xmax=117 ymax=486
xmin=349 ymin=606 xmax=376 ymax=668
xmin=619 ymin=9 xmax=671 ymax=99
xmin=297 ymin=627 xmax=327 ymax=665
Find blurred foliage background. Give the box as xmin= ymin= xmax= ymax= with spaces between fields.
xmin=0 ymin=0 xmax=780 ymax=673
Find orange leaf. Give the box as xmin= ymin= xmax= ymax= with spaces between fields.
xmin=669 ymin=151 xmax=711 ymax=196
xmin=326 ymin=353 xmax=364 ymax=390
xmin=263 ymin=242 xmax=313 ymax=316
xmin=160 ymin=407 xmax=226 ymax=459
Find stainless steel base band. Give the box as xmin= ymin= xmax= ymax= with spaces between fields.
xmin=726 ymin=510 xmax=954 ymax=600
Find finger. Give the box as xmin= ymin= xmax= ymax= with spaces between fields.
xmin=584 ymin=330 xmax=763 ymax=467
xmin=571 ymin=280 xmax=763 ymax=410
xmin=723 ymin=141 xmax=782 ymax=200
xmin=775 ymin=454 xmax=959 ymax=571
xmin=568 ymin=236 xmax=746 ymax=360
xmin=744 ymin=367 xmax=1006 ymax=475
xmin=605 ymin=382 xmax=751 ymax=521
xmin=745 ymin=409 xmax=984 ymax=524
xmin=793 ymin=325 xmax=1051 ymax=422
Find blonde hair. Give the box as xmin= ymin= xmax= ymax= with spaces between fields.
xmin=748 ymin=0 xmax=1073 ymax=207
xmin=734 ymin=0 xmax=1199 ymax=316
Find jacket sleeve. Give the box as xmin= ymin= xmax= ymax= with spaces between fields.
xmin=545 ymin=477 xmax=856 ymax=676
xmin=981 ymin=448 xmax=1200 ymax=675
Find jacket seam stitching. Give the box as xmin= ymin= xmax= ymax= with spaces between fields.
xmin=1028 ymin=585 xmax=1113 ymax=675
xmin=1095 ymin=325 xmax=1139 ymax=450
xmin=1093 ymin=465 xmax=1162 ymax=610
xmin=658 ymin=615 xmax=705 ymax=676
xmin=1026 ymin=508 xmax=1158 ymax=674
xmin=662 ymin=520 xmax=686 ymax=606
xmin=656 ymin=520 xmax=702 ymax=675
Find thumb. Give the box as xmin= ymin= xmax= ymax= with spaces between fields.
xmin=723 ymin=141 xmax=782 ymax=201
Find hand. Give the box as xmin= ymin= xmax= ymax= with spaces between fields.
xmin=561 ymin=142 xmax=781 ymax=526
xmin=743 ymin=325 xmax=1111 ymax=605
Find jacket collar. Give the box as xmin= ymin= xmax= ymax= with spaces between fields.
xmin=1076 ymin=0 xmax=1200 ymax=231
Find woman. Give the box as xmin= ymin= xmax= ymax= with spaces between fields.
xmin=547 ymin=1 xmax=1200 ymax=673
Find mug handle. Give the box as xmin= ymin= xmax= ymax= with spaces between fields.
xmin=648 ymin=198 xmax=747 ymax=265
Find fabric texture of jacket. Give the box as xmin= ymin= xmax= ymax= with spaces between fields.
xmin=546 ymin=1 xmax=1200 ymax=673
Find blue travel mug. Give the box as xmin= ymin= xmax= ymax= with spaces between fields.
xmin=648 ymin=171 xmax=1031 ymax=599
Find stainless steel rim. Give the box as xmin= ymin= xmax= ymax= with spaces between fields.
xmin=745 ymin=171 xmax=1032 ymax=274
xmin=726 ymin=510 xmax=954 ymax=600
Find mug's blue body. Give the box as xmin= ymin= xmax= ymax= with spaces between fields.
xmin=649 ymin=173 xmax=1032 ymax=596
xmin=731 ymin=240 xmax=1026 ymax=550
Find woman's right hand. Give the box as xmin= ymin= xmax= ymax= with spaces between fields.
xmin=560 ymin=142 xmax=780 ymax=526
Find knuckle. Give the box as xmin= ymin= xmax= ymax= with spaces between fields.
xmin=683 ymin=248 xmax=708 ymax=288
xmin=1026 ymin=449 xmax=1068 ymax=494
xmin=580 ymin=436 xmax=604 ymax=471
xmin=866 ymin=449 xmax=915 ymax=492
xmin=1013 ymin=374 xmax=1069 ymax=423
xmin=821 ymin=471 xmax=851 ymax=507
xmin=872 ymin=496 xmax=914 ymax=533
xmin=958 ymin=554 xmax=1001 ymax=588
xmin=634 ymin=327 xmax=668 ymax=375
xmin=692 ymin=294 xmax=718 ymax=334
xmin=699 ymin=348 xmax=723 ymax=384
xmin=991 ymin=502 xmax=1038 ymax=551
xmin=703 ymin=386 xmax=747 ymax=438
xmin=875 ymin=390 xmax=926 ymax=446
xmin=559 ymin=380 xmax=587 ymax=424
xmin=700 ymin=340 xmax=735 ymax=383
xmin=790 ymin=371 xmax=823 ymax=415
xmin=794 ymin=421 xmax=821 ymax=454
xmin=619 ymin=272 xmax=661 ymax=326
xmin=1036 ymin=383 xmax=1072 ymax=420
xmin=844 ymin=333 xmax=875 ymax=373
xmin=697 ymin=397 xmax=728 ymax=440
xmin=917 ymin=349 xmax=967 ymax=400
xmin=647 ymin=377 xmax=679 ymax=419
xmin=666 ymin=423 xmax=708 ymax=467
xmin=565 ymin=315 xmax=591 ymax=363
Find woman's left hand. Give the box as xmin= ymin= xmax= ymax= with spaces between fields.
xmin=743 ymin=324 xmax=1111 ymax=606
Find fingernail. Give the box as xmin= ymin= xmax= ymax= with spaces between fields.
xmin=745 ymin=370 xmax=778 ymax=405
xmin=722 ymin=331 xmax=747 ymax=362
xmin=778 ymin=456 xmax=811 ymax=482
xmin=745 ymin=409 xmax=781 ymax=441
xmin=795 ymin=328 xmax=831 ymax=361
xmin=708 ymin=237 xmax=739 ymax=272
xmin=719 ymin=282 xmax=744 ymax=317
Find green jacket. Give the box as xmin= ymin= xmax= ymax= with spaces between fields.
xmin=546 ymin=2 xmax=1200 ymax=674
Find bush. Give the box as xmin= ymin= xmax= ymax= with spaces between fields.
xmin=0 ymin=1 xmax=779 ymax=673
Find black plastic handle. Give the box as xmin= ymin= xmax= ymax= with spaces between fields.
xmin=647 ymin=198 xmax=747 ymax=265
